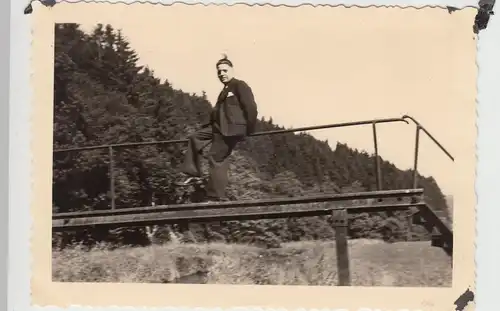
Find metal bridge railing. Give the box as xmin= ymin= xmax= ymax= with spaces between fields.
xmin=401 ymin=115 xmax=454 ymax=188
xmin=52 ymin=115 xmax=454 ymax=211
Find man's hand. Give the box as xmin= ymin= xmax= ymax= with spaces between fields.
xmin=246 ymin=123 xmax=256 ymax=136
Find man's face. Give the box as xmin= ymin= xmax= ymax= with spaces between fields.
xmin=217 ymin=63 xmax=234 ymax=84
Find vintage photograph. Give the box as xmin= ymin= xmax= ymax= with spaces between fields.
xmin=51 ymin=21 xmax=456 ymax=286
xmin=30 ymin=2 xmax=477 ymax=309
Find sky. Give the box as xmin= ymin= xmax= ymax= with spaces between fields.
xmin=76 ymin=5 xmax=477 ymax=195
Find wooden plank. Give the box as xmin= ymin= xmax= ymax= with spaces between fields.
xmin=53 ymin=202 xmax=424 ymax=232
xmin=332 ymin=208 xmax=350 ymax=286
xmin=53 ymin=188 xmax=425 ymax=219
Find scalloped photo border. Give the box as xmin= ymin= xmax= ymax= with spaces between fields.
xmin=23 ymin=1 xmax=483 ymax=311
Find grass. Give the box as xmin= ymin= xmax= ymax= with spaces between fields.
xmin=52 ymin=239 xmax=452 ymax=287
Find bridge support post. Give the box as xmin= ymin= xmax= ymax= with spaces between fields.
xmin=407 ymin=125 xmax=421 ymax=240
xmin=332 ymin=208 xmax=351 ymax=286
xmin=108 ymin=146 xmax=116 ymax=210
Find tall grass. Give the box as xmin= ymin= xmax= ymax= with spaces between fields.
xmin=52 ymin=239 xmax=452 ymax=287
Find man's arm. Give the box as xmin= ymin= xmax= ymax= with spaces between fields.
xmin=235 ymin=80 xmax=258 ymax=134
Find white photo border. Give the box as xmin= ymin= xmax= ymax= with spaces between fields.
xmin=5 ymin=0 xmax=499 ymax=310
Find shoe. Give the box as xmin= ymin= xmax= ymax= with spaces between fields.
xmin=174 ymin=176 xmax=204 ymax=187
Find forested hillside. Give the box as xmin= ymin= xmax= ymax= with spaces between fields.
xmin=52 ymin=23 xmax=450 ymax=248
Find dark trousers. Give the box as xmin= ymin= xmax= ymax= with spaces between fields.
xmin=180 ymin=126 xmax=243 ymax=199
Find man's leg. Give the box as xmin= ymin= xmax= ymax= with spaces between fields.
xmin=204 ymin=134 xmax=241 ymax=200
xmin=176 ymin=127 xmax=213 ymax=185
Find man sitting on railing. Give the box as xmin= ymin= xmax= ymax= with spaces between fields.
xmin=175 ymin=55 xmax=259 ymax=202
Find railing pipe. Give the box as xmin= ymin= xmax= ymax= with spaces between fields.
xmin=372 ymin=122 xmax=382 ymax=191
xmin=407 ymin=125 xmax=421 ymax=240
xmin=53 ymin=117 xmax=408 ymax=153
xmin=402 ymin=115 xmax=454 ymax=162
xmin=412 ymin=125 xmax=421 ymax=189
xmin=108 ymin=146 xmax=116 ymax=210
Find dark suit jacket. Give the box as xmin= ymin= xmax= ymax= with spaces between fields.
xmin=211 ymin=78 xmax=258 ymax=137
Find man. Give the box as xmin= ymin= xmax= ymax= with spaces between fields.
xmin=175 ymin=55 xmax=259 ymax=202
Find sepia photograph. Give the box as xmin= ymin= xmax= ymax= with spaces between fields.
xmin=30 ymin=2 xmax=477 ymax=309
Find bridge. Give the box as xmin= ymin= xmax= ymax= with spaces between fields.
xmin=52 ymin=115 xmax=455 ymax=286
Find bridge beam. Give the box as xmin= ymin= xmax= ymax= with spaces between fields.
xmin=53 ymin=201 xmax=425 ymax=232
xmin=53 ymin=188 xmax=425 ymax=220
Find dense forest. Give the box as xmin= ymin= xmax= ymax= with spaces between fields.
xmin=52 ymin=23 xmax=451 ymax=249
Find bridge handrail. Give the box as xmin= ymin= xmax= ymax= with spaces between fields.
xmin=53 ymin=117 xmax=407 ymax=153
xmin=402 ymin=115 xmax=454 ymax=162
xmin=399 ymin=115 xmax=454 ymax=189
xmin=51 ymin=115 xmax=454 ymax=210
